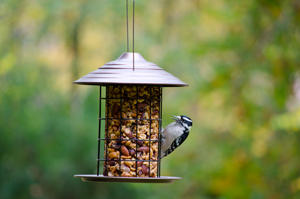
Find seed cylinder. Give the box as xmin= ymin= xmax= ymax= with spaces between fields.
xmin=103 ymin=85 xmax=161 ymax=177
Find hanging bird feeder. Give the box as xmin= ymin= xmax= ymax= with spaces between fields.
xmin=73 ymin=0 xmax=188 ymax=183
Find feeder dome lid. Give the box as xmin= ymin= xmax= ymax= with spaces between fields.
xmin=74 ymin=52 xmax=188 ymax=87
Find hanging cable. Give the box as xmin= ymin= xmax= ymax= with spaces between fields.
xmin=126 ymin=0 xmax=129 ymax=52
xmin=132 ymin=0 xmax=135 ymax=71
xmin=125 ymin=0 xmax=135 ymax=70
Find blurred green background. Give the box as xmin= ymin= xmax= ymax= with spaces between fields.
xmin=1 ymin=0 xmax=300 ymax=198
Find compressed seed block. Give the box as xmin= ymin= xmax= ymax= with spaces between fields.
xmin=103 ymin=85 xmax=160 ymax=177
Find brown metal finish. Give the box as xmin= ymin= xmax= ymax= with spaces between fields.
xmin=75 ymin=79 xmax=182 ymax=183
xmin=74 ymin=52 xmax=188 ymax=87
xmin=74 ymin=0 xmax=187 ymax=184
xmin=74 ymin=175 xmax=181 ymax=183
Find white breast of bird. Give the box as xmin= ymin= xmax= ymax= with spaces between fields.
xmin=161 ymin=122 xmax=184 ymax=153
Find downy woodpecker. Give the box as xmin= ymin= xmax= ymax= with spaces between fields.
xmin=161 ymin=115 xmax=193 ymax=158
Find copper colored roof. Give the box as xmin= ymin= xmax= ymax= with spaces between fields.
xmin=74 ymin=52 xmax=188 ymax=87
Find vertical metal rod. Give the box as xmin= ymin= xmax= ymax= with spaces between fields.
xmin=158 ymin=87 xmax=162 ymax=177
xmin=105 ymin=86 xmax=109 ymax=176
xmin=126 ymin=0 xmax=129 ymax=52
xmin=132 ymin=0 xmax=135 ymax=71
xmin=97 ymin=86 xmax=102 ymax=176
xmin=119 ymin=86 xmax=123 ymax=174
xmin=148 ymin=87 xmax=152 ymax=177
xmin=135 ymin=86 xmax=138 ymax=176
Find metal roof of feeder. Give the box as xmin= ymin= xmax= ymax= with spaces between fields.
xmin=74 ymin=52 xmax=188 ymax=87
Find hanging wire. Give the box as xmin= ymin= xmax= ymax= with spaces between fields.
xmin=132 ymin=0 xmax=135 ymax=71
xmin=125 ymin=0 xmax=135 ymax=71
xmin=126 ymin=0 xmax=129 ymax=52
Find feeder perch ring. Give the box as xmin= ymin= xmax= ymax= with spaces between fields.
xmin=74 ymin=175 xmax=181 ymax=183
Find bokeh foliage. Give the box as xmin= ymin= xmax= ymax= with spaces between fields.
xmin=1 ymin=0 xmax=300 ymax=198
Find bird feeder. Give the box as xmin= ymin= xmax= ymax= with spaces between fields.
xmin=73 ymin=0 xmax=188 ymax=183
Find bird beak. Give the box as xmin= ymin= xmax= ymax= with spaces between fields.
xmin=171 ymin=115 xmax=180 ymax=121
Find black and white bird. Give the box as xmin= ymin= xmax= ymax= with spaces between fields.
xmin=161 ymin=115 xmax=193 ymax=158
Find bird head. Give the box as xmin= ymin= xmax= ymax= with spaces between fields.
xmin=172 ymin=115 xmax=193 ymax=130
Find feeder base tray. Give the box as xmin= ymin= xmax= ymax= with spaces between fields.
xmin=74 ymin=174 xmax=181 ymax=183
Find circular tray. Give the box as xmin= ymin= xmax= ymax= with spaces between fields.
xmin=74 ymin=174 xmax=181 ymax=183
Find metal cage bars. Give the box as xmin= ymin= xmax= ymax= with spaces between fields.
xmin=96 ymin=85 xmax=162 ymax=177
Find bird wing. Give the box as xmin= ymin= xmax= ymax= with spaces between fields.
xmin=160 ymin=127 xmax=165 ymax=143
xmin=162 ymin=132 xmax=189 ymax=157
